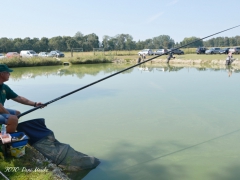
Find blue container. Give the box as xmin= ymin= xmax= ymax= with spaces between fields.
xmin=10 ymin=132 xmax=29 ymax=148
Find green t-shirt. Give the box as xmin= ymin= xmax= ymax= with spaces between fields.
xmin=0 ymin=84 xmax=18 ymax=105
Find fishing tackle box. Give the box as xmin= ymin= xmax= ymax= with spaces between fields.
xmin=0 ymin=131 xmax=29 ymax=157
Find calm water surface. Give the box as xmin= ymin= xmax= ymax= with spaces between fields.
xmin=5 ymin=64 xmax=240 ymax=180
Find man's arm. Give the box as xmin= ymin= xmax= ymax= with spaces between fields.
xmin=12 ymin=96 xmax=44 ymax=108
xmin=0 ymin=103 xmax=10 ymax=114
xmin=12 ymin=96 xmax=36 ymax=106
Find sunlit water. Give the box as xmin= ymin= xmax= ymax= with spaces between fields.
xmin=5 ymin=64 xmax=240 ymax=180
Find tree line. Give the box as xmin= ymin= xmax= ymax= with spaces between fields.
xmin=0 ymin=31 xmax=239 ymax=53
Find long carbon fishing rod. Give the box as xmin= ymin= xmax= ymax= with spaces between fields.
xmin=18 ymin=25 xmax=240 ymax=118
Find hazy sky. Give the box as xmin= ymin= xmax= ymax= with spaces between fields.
xmin=1 ymin=0 xmax=240 ymax=43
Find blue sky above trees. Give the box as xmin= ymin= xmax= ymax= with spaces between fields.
xmin=0 ymin=0 xmax=239 ymax=43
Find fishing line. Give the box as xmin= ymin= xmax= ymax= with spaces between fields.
xmin=118 ymin=128 xmax=240 ymax=171
xmin=18 ymin=25 xmax=240 ymax=118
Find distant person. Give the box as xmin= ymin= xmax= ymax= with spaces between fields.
xmin=225 ymin=52 xmax=233 ymax=65
xmin=138 ymin=56 xmax=142 ymax=63
xmin=167 ymin=52 xmax=175 ymax=63
xmin=0 ymin=64 xmax=44 ymax=133
xmin=143 ymin=54 xmax=146 ymax=60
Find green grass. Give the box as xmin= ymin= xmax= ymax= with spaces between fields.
xmin=67 ymin=54 xmax=113 ymax=64
xmin=0 ymin=57 xmax=62 ymax=67
xmin=171 ymin=53 xmax=240 ymax=60
xmin=0 ymin=145 xmax=55 ymax=180
xmin=1 ymin=51 xmax=240 ymax=68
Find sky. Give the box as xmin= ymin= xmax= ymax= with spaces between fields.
xmin=0 ymin=0 xmax=240 ymax=43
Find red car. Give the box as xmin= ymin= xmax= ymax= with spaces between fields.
xmin=6 ymin=52 xmax=20 ymax=58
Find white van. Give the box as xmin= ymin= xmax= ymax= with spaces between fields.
xmin=20 ymin=50 xmax=38 ymax=58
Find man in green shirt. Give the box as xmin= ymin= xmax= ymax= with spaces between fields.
xmin=0 ymin=64 xmax=43 ymax=133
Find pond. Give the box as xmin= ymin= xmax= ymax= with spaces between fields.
xmin=5 ymin=63 xmax=240 ymax=180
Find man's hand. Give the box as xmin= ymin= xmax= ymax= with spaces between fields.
xmin=12 ymin=96 xmax=46 ymax=108
xmin=35 ymin=102 xmax=46 ymax=108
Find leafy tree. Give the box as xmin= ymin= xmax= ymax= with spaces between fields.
xmin=126 ymin=39 xmax=136 ymax=50
xmin=74 ymin=31 xmax=84 ymax=48
xmin=74 ymin=31 xmax=84 ymax=40
xmin=236 ymin=36 xmax=240 ymax=46
xmin=229 ymin=38 xmax=236 ymax=46
xmin=179 ymin=37 xmax=202 ymax=48
xmin=12 ymin=38 xmax=23 ymax=52
xmin=0 ymin=38 xmax=13 ymax=52
xmin=144 ymin=39 xmax=154 ymax=49
xmin=135 ymin=40 xmax=145 ymax=50
xmin=107 ymin=37 xmax=117 ymax=51
xmin=1 ymin=32 xmax=240 ymax=53
xmin=39 ymin=37 xmax=49 ymax=51
xmin=152 ymin=35 xmax=175 ymax=49
xmin=223 ymin=37 xmax=229 ymax=47
xmin=204 ymin=38 xmax=214 ymax=47
xmin=82 ymin=33 xmax=99 ymax=51
xmin=66 ymin=38 xmax=78 ymax=50
xmin=31 ymin=38 xmax=40 ymax=52
xmin=22 ymin=37 xmax=33 ymax=50
xmin=49 ymin=36 xmax=66 ymax=51
xmin=102 ymin=35 xmax=112 ymax=50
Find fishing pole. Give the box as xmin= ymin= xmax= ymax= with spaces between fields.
xmin=0 ymin=171 xmax=9 ymax=180
xmin=17 ymin=25 xmax=240 ymax=118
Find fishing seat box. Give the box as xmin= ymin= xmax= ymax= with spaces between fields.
xmin=0 ymin=132 xmax=29 ymax=157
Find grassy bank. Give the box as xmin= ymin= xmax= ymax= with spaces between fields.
xmin=0 ymin=145 xmax=60 ymax=180
xmin=59 ymin=51 xmax=240 ymax=63
xmin=0 ymin=54 xmax=113 ymax=68
xmin=66 ymin=54 xmax=113 ymax=64
xmin=1 ymin=50 xmax=239 ymax=68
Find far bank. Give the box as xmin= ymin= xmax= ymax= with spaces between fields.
xmin=0 ymin=53 xmax=239 ymax=68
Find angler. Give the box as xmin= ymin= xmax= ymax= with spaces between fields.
xmin=225 ymin=52 xmax=235 ymax=65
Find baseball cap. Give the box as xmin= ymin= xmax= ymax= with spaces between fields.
xmin=0 ymin=64 xmax=13 ymax=72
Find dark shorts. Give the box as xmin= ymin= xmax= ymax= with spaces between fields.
xmin=0 ymin=109 xmax=17 ymax=124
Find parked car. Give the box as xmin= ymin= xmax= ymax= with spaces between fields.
xmin=6 ymin=52 xmax=20 ymax=58
xmin=196 ymin=47 xmax=207 ymax=54
xmin=167 ymin=48 xmax=184 ymax=55
xmin=154 ymin=49 xmax=167 ymax=55
xmin=205 ymin=47 xmax=221 ymax=54
xmin=0 ymin=53 xmax=5 ymax=59
xmin=20 ymin=50 xmax=38 ymax=57
xmin=219 ymin=48 xmax=230 ymax=54
xmin=48 ymin=50 xmax=65 ymax=57
xmin=138 ymin=49 xmax=154 ymax=56
xmin=229 ymin=47 xmax=240 ymax=54
xmin=38 ymin=52 xmax=48 ymax=57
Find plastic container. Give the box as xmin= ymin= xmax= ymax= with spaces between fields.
xmin=10 ymin=132 xmax=29 ymax=148
xmin=0 ymin=133 xmax=11 ymax=144
xmin=10 ymin=146 xmax=25 ymax=158
xmin=1 ymin=124 xmax=6 ymax=137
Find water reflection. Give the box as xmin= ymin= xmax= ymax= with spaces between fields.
xmin=10 ymin=64 xmax=134 ymax=81
xmin=227 ymin=67 xmax=233 ymax=77
xmin=196 ymin=67 xmax=207 ymax=71
xmin=225 ymin=66 xmax=240 ymax=77
xmin=66 ymin=169 xmax=93 ymax=179
xmin=21 ymin=73 xmax=33 ymax=79
xmin=10 ymin=64 xmax=240 ymax=81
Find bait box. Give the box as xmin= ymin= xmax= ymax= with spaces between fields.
xmin=10 ymin=132 xmax=29 ymax=148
